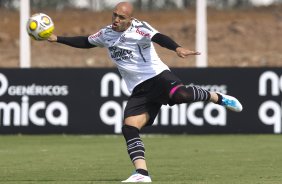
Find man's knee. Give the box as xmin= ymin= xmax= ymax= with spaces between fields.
xmin=123 ymin=113 xmax=150 ymax=129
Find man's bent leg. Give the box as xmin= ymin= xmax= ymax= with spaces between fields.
xmin=170 ymin=85 xmax=210 ymax=103
xmin=170 ymin=85 xmax=242 ymax=112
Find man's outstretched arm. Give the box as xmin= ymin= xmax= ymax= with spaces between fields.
xmin=151 ymin=33 xmax=200 ymax=58
xmin=48 ymin=34 xmax=96 ymax=49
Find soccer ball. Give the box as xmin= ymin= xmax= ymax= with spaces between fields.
xmin=26 ymin=13 xmax=54 ymax=41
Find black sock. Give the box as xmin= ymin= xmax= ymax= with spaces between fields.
xmin=136 ymin=168 xmax=149 ymax=176
xmin=122 ymin=125 xmax=146 ymax=162
xmin=171 ymin=85 xmax=211 ymax=104
xmin=216 ymin=93 xmax=223 ymax=105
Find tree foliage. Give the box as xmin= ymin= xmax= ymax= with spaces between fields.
xmin=1 ymin=0 xmax=281 ymax=10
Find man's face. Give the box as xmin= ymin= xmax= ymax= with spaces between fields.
xmin=112 ymin=8 xmax=132 ymax=32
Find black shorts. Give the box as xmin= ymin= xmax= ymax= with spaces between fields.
xmin=124 ymin=70 xmax=183 ymax=126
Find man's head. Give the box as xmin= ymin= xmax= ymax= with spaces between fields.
xmin=112 ymin=2 xmax=134 ymax=32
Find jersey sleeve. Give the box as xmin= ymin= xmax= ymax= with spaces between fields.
xmin=88 ymin=29 xmax=105 ymax=47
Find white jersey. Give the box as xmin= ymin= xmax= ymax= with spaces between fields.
xmin=88 ymin=19 xmax=169 ymax=93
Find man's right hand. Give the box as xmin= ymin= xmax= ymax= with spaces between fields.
xmin=48 ymin=34 xmax=58 ymax=42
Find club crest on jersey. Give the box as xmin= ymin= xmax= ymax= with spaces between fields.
xmin=119 ymin=34 xmax=126 ymax=43
xmin=109 ymin=46 xmax=133 ymax=61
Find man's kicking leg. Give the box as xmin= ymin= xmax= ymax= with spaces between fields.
xmin=169 ymin=85 xmax=243 ymax=112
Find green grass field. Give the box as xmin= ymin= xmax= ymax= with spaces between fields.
xmin=0 ymin=134 xmax=281 ymax=184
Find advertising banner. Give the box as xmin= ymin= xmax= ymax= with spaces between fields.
xmin=0 ymin=68 xmax=280 ymax=134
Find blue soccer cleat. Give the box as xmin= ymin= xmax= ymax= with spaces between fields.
xmin=219 ymin=93 xmax=243 ymax=112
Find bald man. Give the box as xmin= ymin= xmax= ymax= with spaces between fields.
xmin=48 ymin=2 xmax=242 ymax=183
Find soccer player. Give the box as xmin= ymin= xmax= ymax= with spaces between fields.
xmin=48 ymin=2 xmax=243 ymax=182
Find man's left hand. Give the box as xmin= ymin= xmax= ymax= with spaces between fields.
xmin=176 ymin=47 xmax=201 ymax=58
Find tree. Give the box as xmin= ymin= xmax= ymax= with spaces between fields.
xmin=88 ymin=0 xmax=105 ymax=11
xmin=30 ymin=0 xmax=72 ymax=9
xmin=135 ymin=0 xmax=142 ymax=10
xmin=0 ymin=0 xmax=15 ymax=8
xmin=183 ymin=0 xmax=194 ymax=8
